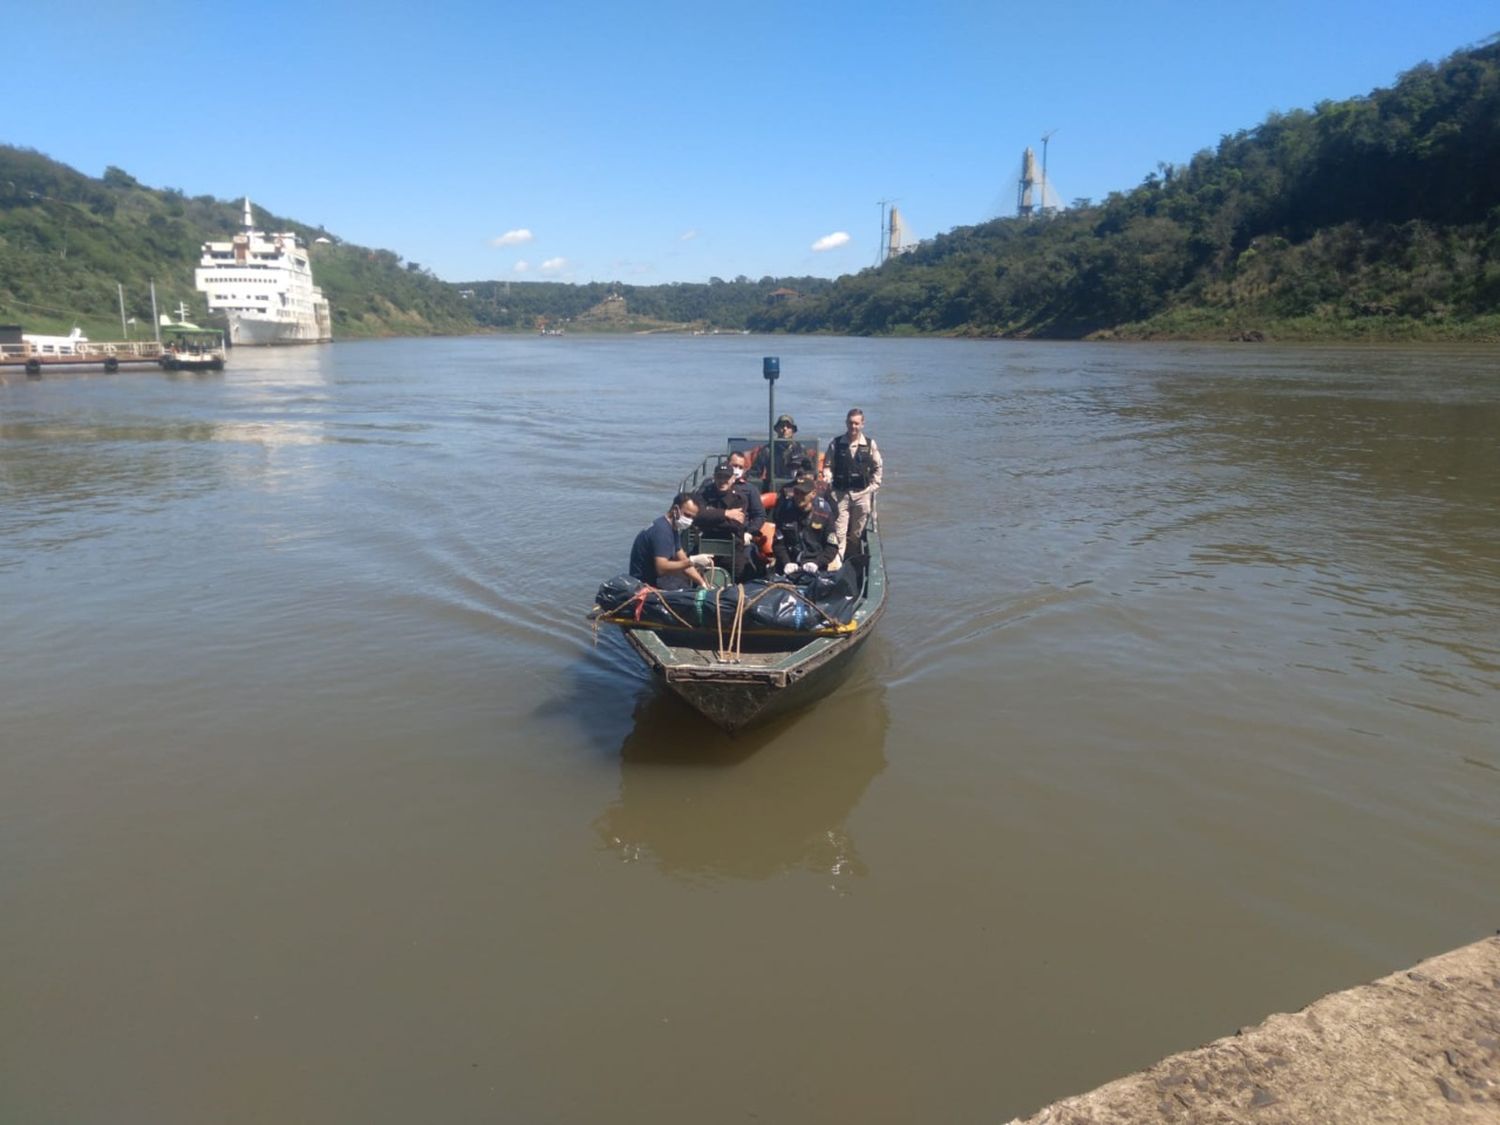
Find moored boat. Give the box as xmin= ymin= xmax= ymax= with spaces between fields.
xmin=590 ymin=359 xmax=887 ymax=731
xmin=195 ymin=198 xmax=332 ymax=345
xmin=157 ymin=320 xmax=227 ymax=371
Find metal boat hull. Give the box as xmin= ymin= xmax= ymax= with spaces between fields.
xmin=627 ymin=615 xmax=879 ymax=731
xmin=592 ymin=385 xmax=887 ymax=732
xmin=614 ymin=532 xmax=887 ymax=732
xmin=226 ymin=312 xmax=331 ymax=346
xmin=159 ymin=355 xmax=225 ymax=372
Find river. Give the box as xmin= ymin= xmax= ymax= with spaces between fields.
xmin=2 ymin=335 xmax=1496 ymax=1123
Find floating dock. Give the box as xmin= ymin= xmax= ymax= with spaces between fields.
xmin=0 ymin=340 xmax=168 ymax=374
xmin=1011 ymin=935 xmax=1500 ymax=1123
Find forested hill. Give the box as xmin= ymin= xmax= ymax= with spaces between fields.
xmin=749 ymin=37 xmax=1500 ymax=340
xmin=7 ymin=37 xmax=1497 ymax=344
xmin=458 ymin=276 xmax=838 ymax=333
xmin=0 ymin=146 xmax=472 ymax=339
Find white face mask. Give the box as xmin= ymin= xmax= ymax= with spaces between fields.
xmin=673 ymin=514 xmax=693 ymax=530
xmin=730 ymin=465 xmax=744 ymax=479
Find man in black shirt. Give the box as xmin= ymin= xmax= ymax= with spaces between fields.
xmin=693 ymin=457 xmax=767 ymax=581
xmin=772 ymin=472 xmax=839 ymax=576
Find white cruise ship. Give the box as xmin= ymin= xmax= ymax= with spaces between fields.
xmin=195 ymin=198 xmax=332 ymax=345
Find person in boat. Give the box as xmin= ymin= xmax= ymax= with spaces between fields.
xmin=828 ymin=408 xmax=883 ymax=562
xmin=630 ymin=493 xmax=713 ymax=590
xmin=727 ymin=448 xmax=771 ymax=564
xmin=772 ymin=471 xmax=841 ymax=578
xmin=750 ymin=414 xmax=811 ymax=489
xmin=692 ymin=456 xmax=767 ymax=582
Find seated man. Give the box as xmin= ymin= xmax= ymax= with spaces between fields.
xmin=693 ymin=456 xmax=767 ymax=582
xmin=750 ymin=414 xmax=811 ymax=490
xmin=772 ymin=471 xmax=841 ymax=578
xmin=629 ymin=493 xmax=712 ymax=590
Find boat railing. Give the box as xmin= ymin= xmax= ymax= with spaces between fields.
xmin=74 ymin=341 xmax=167 ymax=359
xmin=1 ymin=341 xmax=167 ymax=360
xmin=678 ymin=452 xmax=723 ymax=495
xmin=682 ymin=437 xmax=825 ymax=497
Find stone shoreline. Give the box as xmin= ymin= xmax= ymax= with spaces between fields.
xmin=1011 ymin=935 xmax=1500 ymax=1123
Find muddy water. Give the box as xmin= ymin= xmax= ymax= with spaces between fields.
xmin=2 ymin=336 xmax=1496 ymax=1122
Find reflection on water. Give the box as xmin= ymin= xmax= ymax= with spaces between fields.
xmin=595 ymin=683 xmax=888 ymax=883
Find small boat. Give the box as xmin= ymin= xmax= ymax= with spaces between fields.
xmin=590 ymin=358 xmax=887 ymax=731
xmin=19 ymin=326 xmax=90 ymax=356
xmin=158 ymin=319 xmax=227 ymax=372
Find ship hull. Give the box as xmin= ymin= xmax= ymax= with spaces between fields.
xmin=226 ymin=312 xmax=332 ymax=346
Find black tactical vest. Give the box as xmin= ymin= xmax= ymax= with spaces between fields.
xmin=830 ymin=435 xmax=875 ymax=490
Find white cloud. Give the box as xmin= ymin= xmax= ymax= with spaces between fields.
xmin=811 ymin=231 xmax=850 ymax=252
xmin=679 ymin=229 xmax=699 ymax=241
xmin=491 ymin=228 xmax=534 ymax=247
xmin=513 ymin=260 xmax=530 ymax=273
xmin=540 ymin=257 xmax=568 ymax=273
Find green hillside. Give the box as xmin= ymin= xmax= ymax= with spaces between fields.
xmin=458 ymin=276 xmax=837 ymax=333
xmin=0 ymin=147 xmax=474 ymax=340
xmin=7 ymin=37 xmax=1498 ymax=345
xmin=748 ymin=37 xmax=1500 ymax=341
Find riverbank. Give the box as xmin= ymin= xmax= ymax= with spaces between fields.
xmin=1011 ymin=935 xmax=1500 ymax=1123
xmin=1094 ymin=309 xmax=1500 ymax=344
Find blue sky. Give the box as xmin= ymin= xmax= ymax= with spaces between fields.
xmin=8 ymin=1 xmax=1495 ymax=285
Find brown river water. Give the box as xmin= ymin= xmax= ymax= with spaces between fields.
xmin=2 ymin=336 xmax=1497 ymax=1122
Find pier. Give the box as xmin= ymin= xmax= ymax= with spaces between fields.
xmin=0 ymin=342 xmax=171 ymax=376
xmin=0 ymin=339 xmax=167 ymax=374
xmin=1010 ymin=935 xmax=1500 ymax=1123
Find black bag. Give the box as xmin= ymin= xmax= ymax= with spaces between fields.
xmin=594 ymin=575 xmax=857 ymax=634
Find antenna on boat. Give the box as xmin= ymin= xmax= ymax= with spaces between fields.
xmin=763 ymin=356 xmax=780 ymax=469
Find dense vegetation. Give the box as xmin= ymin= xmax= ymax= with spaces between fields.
xmin=0 ymin=147 xmax=472 ymax=340
xmin=459 ymin=276 xmax=837 ymax=332
xmin=5 ymin=36 xmax=1497 ymax=342
xmin=748 ymin=36 xmax=1500 ymax=340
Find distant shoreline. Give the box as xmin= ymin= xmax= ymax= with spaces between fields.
xmin=331 ymin=323 xmax=1500 ymax=346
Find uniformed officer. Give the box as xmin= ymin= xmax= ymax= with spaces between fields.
xmin=827 ymin=408 xmax=883 ymax=561
xmin=751 ymin=414 xmax=811 ymax=490
xmin=693 ymin=455 xmax=767 ymax=581
xmin=772 ymin=471 xmax=840 ymax=576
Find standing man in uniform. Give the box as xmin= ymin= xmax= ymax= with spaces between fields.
xmin=828 ymin=408 xmax=883 ymax=561
xmin=629 ymin=493 xmax=712 ymax=590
